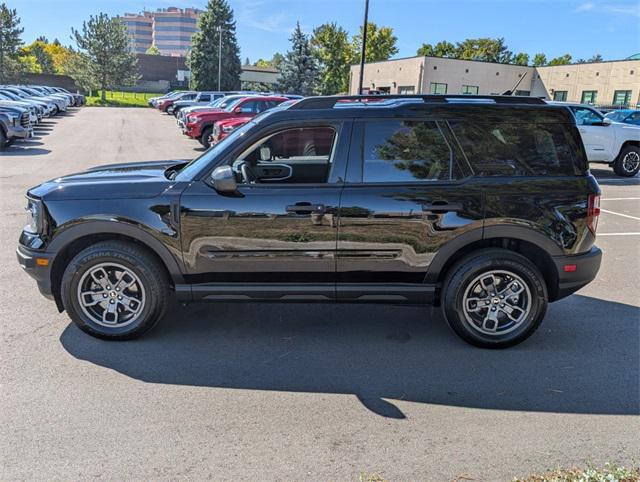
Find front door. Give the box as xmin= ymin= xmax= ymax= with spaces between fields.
xmin=571 ymin=106 xmax=614 ymax=161
xmin=179 ymin=121 xmax=351 ymax=300
xmin=336 ymin=118 xmax=483 ymax=301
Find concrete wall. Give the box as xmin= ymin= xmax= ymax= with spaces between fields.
xmin=350 ymin=56 xmax=640 ymax=106
xmin=240 ymin=67 xmax=279 ymax=85
xmin=21 ymin=73 xmax=80 ymax=92
xmin=532 ymin=60 xmax=639 ymax=106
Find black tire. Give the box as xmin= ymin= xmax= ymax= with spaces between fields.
xmin=61 ymin=241 xmax=170 ymax=340
xmin=173 ymin=107 xmax=181 ymax=117
xmin=166 ymin=105 xmax=175 ymax=115
xmin=441 ymin=249 xmax=548 ymax=349
xmin=199 ymin=126 xmax=213 ymax=148
xmin=0 ymin=128 xmax=6 ymax=150
xmin=613 ymin=145 xmax=640 ymax=177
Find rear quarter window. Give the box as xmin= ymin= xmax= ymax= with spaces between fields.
xmin=449 ymin=121 xmax=579 ymax=177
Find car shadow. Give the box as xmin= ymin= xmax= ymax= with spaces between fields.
xmin=60 ymin=294 xmax=639 ymax=419
xmin=592 ymin=168 xmax=640 ymax=185
xmin=1 ymin=146 xmax=51 ymax=156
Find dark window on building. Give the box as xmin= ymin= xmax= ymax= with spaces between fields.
xmin=363 ymin=120 xmax=458 ymax=183
xmin=613 ymin=90 xmax=632 ymax=106
xmin=429 ymin=82 xmax=447 ymax=94
xmin=398 ymin=86 xmax=415 ymax=95
xmin=580 ymin=90 xmax=597 ymax=104
xmin=449 ymin=121 xmax=576 ymax=177
xmin=461 ymin=85 xmax=479 ymax=95
xmin=553 ymin=91 xmax=567 ymax=101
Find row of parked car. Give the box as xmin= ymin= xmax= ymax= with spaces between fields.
xmin=0 ymin=85 xmax=85 ymax=150
xmin=149 ymin=90 xmax=301 ymax=148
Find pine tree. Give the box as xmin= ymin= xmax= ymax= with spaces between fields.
xmin=0 ymin=3 xmax=24 ymax=83
xmin=189 ymin=0 xmax=241 ymax=91
xmin=277 ymin=22 xmax=319 ymax=96
xmin=72 ymin=13 xmax=139 ymax=101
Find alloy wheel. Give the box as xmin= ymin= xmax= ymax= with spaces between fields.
xmin=462 ymin=270 xmax=531 ymax=336
xmin=77 ymin=262 xmax=146 ymax=328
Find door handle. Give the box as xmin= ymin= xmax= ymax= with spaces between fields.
xmin=286 ymin=203 xmax=326 ymax=214
xmin=421 ymin=201 xmax=462 ymax=213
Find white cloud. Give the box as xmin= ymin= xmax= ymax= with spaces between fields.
xmin=574 ymin=1 xmax=595 ymax=12
xmin=574 ymin=1 xmax=640 ymax=17
xmin=236 ymin=0 xmax=297 ymax=34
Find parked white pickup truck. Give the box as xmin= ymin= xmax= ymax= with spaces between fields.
xmin=549 ymin=102 xmax=640 ymax=177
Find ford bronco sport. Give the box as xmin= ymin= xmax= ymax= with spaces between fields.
xmin=17 ymin=95 xmax=602 ymax=348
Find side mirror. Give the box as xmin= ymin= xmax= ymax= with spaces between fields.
xmin=602 ymin=117 xmax=613 ymax=126
xmin=210 ymin=165 xmax=237 ymax=194
xmin=234 ymin=106 xmax=242 ymax=114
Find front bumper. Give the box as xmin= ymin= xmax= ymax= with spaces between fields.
xmin=552 ymin=246 xmax=602 ymax=300
xmin=17 ymin=244 xmax=55 ymax=299
xmin=7 ymin=125 xmax=30 ymax=140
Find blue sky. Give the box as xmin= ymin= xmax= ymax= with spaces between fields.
xmin=13 ymin=0 xmax=640 ymax=62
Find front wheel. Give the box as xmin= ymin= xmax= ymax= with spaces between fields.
xmin=199 ymin=126 xmax=213 ymax=148
xmin=61 ymin=241 xmax=170 ymax=340
xmin=441 ymin=249 xmax=548 ymax=349
xmin=613 ymin=146 xmax=640 ymax=177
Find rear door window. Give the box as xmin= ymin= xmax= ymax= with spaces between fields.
xmin=449 ymin=121 xmax=577 ymax=176
xmin=362 ymin=120 xmax=460 ymax=183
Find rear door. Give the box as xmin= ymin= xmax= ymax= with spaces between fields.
xmin=336 ymin=117 xmax=483 ymax=301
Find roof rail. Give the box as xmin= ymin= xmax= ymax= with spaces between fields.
xmin=289 ymin=94 xmax=546 ymax=110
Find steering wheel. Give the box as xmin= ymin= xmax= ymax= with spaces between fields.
xmin=240 ymin=161 xmax=258 ymax=184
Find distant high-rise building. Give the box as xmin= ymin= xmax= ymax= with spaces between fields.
xmin=118 ymin=7 xmax=202 ymax=57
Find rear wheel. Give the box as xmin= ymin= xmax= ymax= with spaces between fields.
xmin=61 ymin=241 xmax=170 ymax=340
xmin=613 ymin=145 xmax=640 ymax=177
xmin=441 ymin=249 xmax=548 ymax=348
xmin=0 ymin=128 xmax=6 ymax=150
xmin=199 ymin=126 xmax=213 ymax=148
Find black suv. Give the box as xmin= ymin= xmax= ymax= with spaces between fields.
xmin=17 ymin=95 xmax=602 ymax=348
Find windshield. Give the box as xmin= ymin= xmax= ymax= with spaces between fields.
xmin=223 ymin=97 xmax=247 ymax=112
xmin=605 ymin=111 xmax=627 ymax=121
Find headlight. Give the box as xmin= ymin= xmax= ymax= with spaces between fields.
xmin=24 ymin=197 xmax=44 ymax=234
xmin=187 ymin=115 xmax=196 ymax=123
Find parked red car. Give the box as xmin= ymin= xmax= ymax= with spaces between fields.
xmin=156 ymin=91 xmax=197 ymax=113
xmin=210 ymin=116 xmax=252 ymax=145
xmin=209 ymin=99 xmax=299 ymax=145
xmin=184 ymin=96 xmax=287 ymax=147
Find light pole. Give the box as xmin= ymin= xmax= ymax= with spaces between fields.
xmin=357 ymin=0 xmax=370 ymax=95
xmin=217 ymin=25 xmax=223 ymax=91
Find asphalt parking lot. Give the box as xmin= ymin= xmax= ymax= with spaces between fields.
xmin=1 ymin=107 xmax=638 ymax=481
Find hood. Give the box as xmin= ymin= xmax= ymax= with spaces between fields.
xmin=29 ymin=159 xmax=190 ymax=201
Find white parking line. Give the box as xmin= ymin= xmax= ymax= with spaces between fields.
xmin=599 ymin=209 xmax=640 ymax=221
xmin=598 ymin=232 xmax=640 ymax=236
xmin=602 ymin=197 xmax=640 ymax=201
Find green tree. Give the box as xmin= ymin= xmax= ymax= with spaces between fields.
xmin=189 ymin=0 xmax=241 ymax=90
xmin=0 ymin=3 xmax=24 ymax=83
xmin=277 ymin=22 xmax=319 ymax=95
xmin=311 ymin=22 xmax=350 ymax=94
xmin=72 ymin=13 xmax=139 ymax=101
xmin=145 ymin=43 xmax=161 ymax=55
xmin=532 ymin=53 xmax=547 ymax=66
xmin=588 ymin=53 xmax=603 ymax=62
xmin=62 ymin=51 xmax=98 ymax=95
xmin=418 ymin=40 xmax=456 ymax=58
xmin=350 ymin=22 xmax=398 ymax=63
xmin=20 ymin=40 xmax=55 ymax=72
xmin=513 ymin=52 xmax=529 ymax=66
xmin=548 ymin=54 xmax=572 ymax=66
xmin=456 ymin=37 xmax=512 ymax=63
